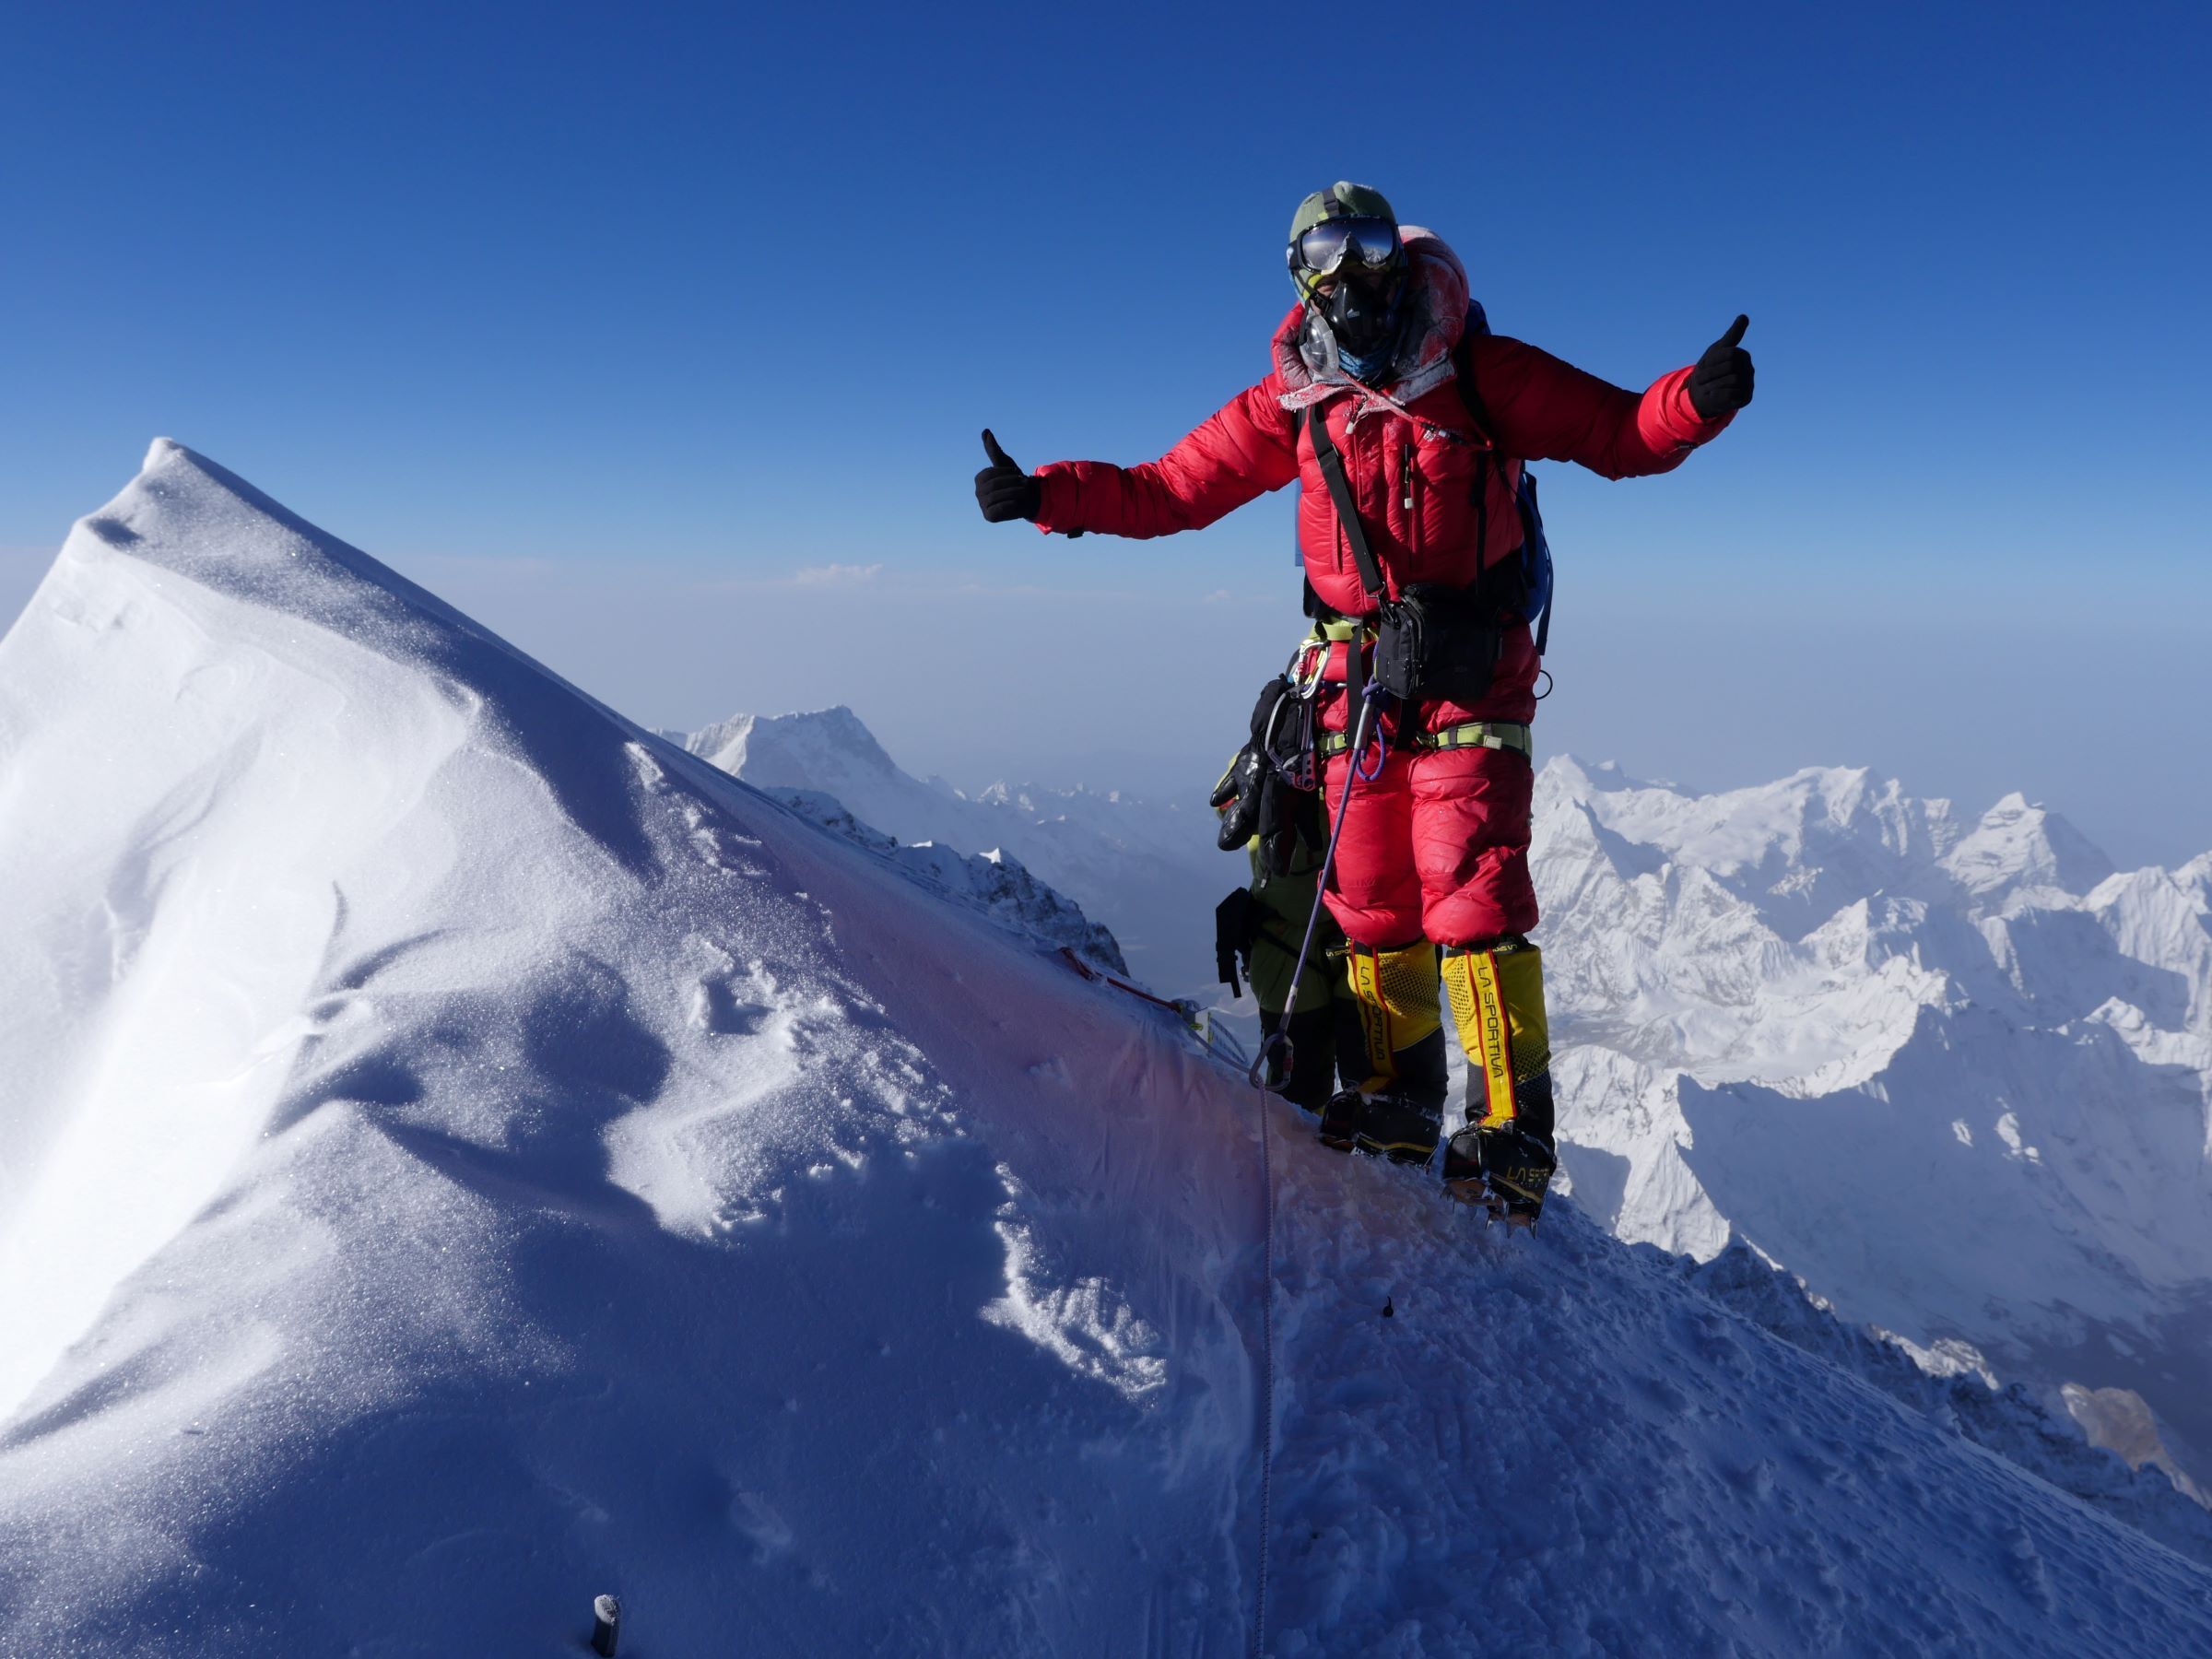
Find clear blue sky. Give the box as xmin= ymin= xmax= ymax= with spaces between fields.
xmin=4 ymin=2 xmax=2207 ymax=864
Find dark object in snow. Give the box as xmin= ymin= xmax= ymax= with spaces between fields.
xmin=1382 ymin=1295 xmax=1394 ymax=1319
xmin=591 ymin=1594 xmax=620 ymax=1656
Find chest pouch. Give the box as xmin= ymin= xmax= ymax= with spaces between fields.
xmin=1372 ymin=582 xmax=1501 ymax=704
xmin=1302 ymin=405 xmax=1505 ymax=704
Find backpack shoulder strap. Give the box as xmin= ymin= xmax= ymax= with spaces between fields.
xmin=1297 ymin=402 xmax=1388 ymax=604
xmin=1442 ymin=329 xmax=1498 ymax=568
xmin=1450 ymin=319 xmax=1497 ymax=446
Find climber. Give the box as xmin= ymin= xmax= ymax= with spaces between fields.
xmin=974 ymin=182 xmax=1753 ymax=1221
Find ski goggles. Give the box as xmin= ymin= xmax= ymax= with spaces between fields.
xmin=1288 ymin=218 xmax=1402 ymax=280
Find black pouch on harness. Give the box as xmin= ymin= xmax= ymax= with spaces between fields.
xmin=1373 ymin=582 xmax=1502 ymax=705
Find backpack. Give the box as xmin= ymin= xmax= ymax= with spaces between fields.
xmin=1452 ymin=301 xmax=1553 ymax=654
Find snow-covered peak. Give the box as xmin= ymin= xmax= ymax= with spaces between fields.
xmin=1941 ymin=790 xmax=2118 ymax=905
xmin=9 ymin=445 xmax=2212 ymax=1649
xmin=1538 ymin=754 xmax=1647 ymax=795
xmin=1539 ymin=757 xmax=1964 ymax=912
xmin=682 ymin=704 xmax=903 ymax=789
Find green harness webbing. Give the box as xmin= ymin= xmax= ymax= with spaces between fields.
xmin=1294 ymin=619 xmax=1533 ymax=763
xmin=1316 ymin=719 xmax=1532 ymax=761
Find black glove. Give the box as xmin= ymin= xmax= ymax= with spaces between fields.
xmin=1688 ymin=314 xmax=1755 ymax=419
xmin=974 ymin=429 xmax=1041 ymax=523
xmin=1213 ymin=744 xmax=1268 ymax=851
xmin=1216 ymin=677 xmax=1301 ymax=853
xmin=1219 ymin=675 xmax=1334 ymax=874
xmin=1214 ymin=888 xmax=1256 ymax=996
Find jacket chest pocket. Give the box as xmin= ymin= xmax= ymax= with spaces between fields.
xmin=1402 ymin=426 xmax=1490 ymax=571
xmin=1413 ymin=424 xmax=1484 ymax=493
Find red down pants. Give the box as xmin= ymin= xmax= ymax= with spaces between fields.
xmin=1319 ymin=689 xmax=1538 ymax=949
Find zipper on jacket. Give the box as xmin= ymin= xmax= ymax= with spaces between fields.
xmin=1400 ymin=438 xmax=1418 ymax=560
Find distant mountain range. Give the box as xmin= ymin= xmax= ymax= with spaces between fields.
xmin=1532 ymin=756 xmax=2212 ymax=1498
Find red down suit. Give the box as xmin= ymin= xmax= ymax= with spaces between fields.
xmin=1032 ymin=229 xmax=1735 ymax=948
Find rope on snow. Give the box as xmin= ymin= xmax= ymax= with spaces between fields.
xmin=1242 ymin=682 xmax=1385 ymax=1656
xmin=1251 ymin=1065 xmax=1278 ymax=1659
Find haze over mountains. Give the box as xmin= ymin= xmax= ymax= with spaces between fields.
xmin=1 ymin=442 xmax=2207 ymax=1652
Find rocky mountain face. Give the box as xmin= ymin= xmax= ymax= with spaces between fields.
xmin=758 ymin=784 xmax=1129 ymax=976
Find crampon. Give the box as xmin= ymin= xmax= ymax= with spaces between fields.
xmin=1318 ymin=1088 xmax=1442 ymax=1165
xmin=1441 ymin=1123 xmax=1557 ymax=1227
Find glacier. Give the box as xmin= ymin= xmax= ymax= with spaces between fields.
xmin=0 ymin=441 xmax=2208 ymax=1653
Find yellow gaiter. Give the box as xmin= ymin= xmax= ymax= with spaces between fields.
xmin=1339 ymin=940 xmax=1448 ymax=1109
xmin=1442 ymin=936 xmax=1554 ymax=1135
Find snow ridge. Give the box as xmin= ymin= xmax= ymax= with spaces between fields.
xmin=2 ymin=443 xmax=2209 ymax=1653
xmin=758 ymin=784 xmax=1129 ymax=975
xmin=711 ymin=711 xmax=2212 ymax=1504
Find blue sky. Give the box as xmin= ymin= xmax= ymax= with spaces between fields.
xmin=3 ymin=1 xmax=2207 ymax=864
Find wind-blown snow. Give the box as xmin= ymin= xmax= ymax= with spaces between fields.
xmin=1 ymin=442 xmax=2209 ymax=1653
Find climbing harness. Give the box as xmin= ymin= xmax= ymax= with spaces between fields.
xmin=1318 ymin=717 xmax=1530 ymax=761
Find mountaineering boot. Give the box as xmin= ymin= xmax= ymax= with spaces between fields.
xmin=1317 ymin=1086 xmax=1365 ymax=1152
xmin=1443 ymin=1118 xmax=1557 ymax=1225
xmin=1359 ymin=1090 xmax=1446 ymax=1165
xmin=1317 ymin=941 xmax=1449 ymax=1163
xmin=1441 ymin=936 xmax=1559 ymax=1223
xmin=1319 ymin=1087 xmax=1446 ymax=1163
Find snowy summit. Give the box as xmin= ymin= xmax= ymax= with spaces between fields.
xmin=0 ymin=442 xmax=2208 ymax=1653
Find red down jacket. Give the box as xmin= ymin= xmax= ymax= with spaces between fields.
xmin=1033 ymin=229 xmax=1734 ymax=726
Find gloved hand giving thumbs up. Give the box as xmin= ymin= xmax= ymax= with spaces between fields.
xmin=973 ymin=429 xmax=1041 ymax=524
xmin=1688 ymin=314 xmax=1755 ymax=419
